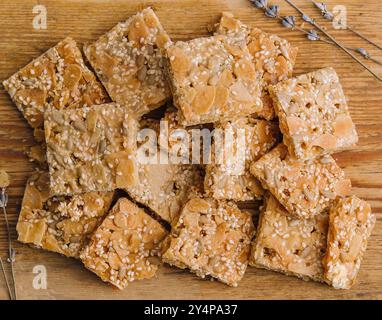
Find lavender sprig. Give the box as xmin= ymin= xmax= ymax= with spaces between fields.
xmin=287 ymin=22 xmax=380 ymax=63
xmin=312 ymin=0 xmax=382 ymax=51
xmin=249 ymin=0 xmax=382 ymax=66
xmin=250 ymin=1 xmax=326 ymax=43
xmin=283 ymin=0 xmax=382 ymax=82
xmin=0 ymin=170 xmax=17 ymax=300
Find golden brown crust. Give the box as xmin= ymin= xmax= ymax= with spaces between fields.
xmin=84 ymin=7 xmax=172 ymax=118
xmin=250 ymin=144 xmax=351 ymax=219
xmin=165 ymin=33 xmax=263 ymax=126
xmin=16 ymin=171 xmax=114 ymax=258
xmin=250 ymin=194 xmax=328 ymax=282
xmin=3 ymin=37 xmax=109 ymax=132
xmin=215 ymin=12 xmax=298 ymax=120
xmin=269 ymin=67 xmax=358 ymax=159
xmin=323 ymin=196 xmax=375 ymax=289
xmin=80 ymin=198 xmax=168 ymax=289
xmin=162 ymin=197 xmax=255 ymax=286
xmin=44 ymin=103 xmax=139 ymax=195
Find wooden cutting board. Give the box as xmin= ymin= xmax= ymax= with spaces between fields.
xmin=0 ymin=0 xmax=381 ymax=300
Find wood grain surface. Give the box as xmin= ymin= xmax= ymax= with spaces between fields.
xmin=0 ymin=0 xmax=382 ymax=300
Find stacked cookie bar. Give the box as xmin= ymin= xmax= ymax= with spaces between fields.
xmin=249 ymin=65 xmax=374 ymax=288
xmin=3 ymin=8 xmax=375 ymax=290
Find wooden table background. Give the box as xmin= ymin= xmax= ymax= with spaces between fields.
xmin=0 ymin=0 xmax=381 ymax=300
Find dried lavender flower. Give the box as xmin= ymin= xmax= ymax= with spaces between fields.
xmin=282 ymin=16 xmax=295 ymax=28
xmin=356 ymin=48 xmax=370 ymax=59
xmin=307 ymin=29 xmax=320 ymax=41
xmin=251 ymin=0 xmax=268 ymax=8
xmin=314 ymin=2 xmax=333 ymax=20
xmin=322 ymin=11 xmax=333 ymax=21
xmin=265 ymin=5 xmax=279 ymax=18
xmin=313 ymin=2 xmax=327 ymax=12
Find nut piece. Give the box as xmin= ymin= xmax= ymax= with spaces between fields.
xmin=323 ymin=196 xmax=376 ymax=289
xmin=165 ymin=33 xmax=263 ymax=126
xmin=162 ymin=197 xmax=255 ymax=287
xmin=269 ymin=67 xmax=358 ymax=159
xmin=80 ymin=198 xmax=168 ymax=289
xmin=84 ymin=7 xmax=172 ymax=118
xmin=215 ymin=12 xmax=298 ymax=120
xmin=250 ymin=144 xmax=351 ymax=219
xmin=44 ymin=103 xmax=139 ymax=195
xmin=0 ymin=170 xmax=10 ymax=188
xmin=250 ymin=194 xmax=328 ymax=282
xmin=2 ymin=37 xmax=109 ymax=137
xmin=205 ymin=118 xmax=279 ymax=201
xmin=16 ymin=171 xmax=114 ymax=258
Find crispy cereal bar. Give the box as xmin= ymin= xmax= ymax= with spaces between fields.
xmin=80 ymin=198 xmax=168 ymax=289
xmin=250 ymin=144 xmax=351 ymax=219
xmin=215 ymin=12 xmax=298 ymax=120
xmin=204 ymin=118 xmax=279 ymax=201
xmin=16 ymin=171 xmax=114 ymax=258
xmin=45 ymin=103 xmax=139 ymax=195
xmin=323 ymin=196 xmax=376 ymax=289
xmin=250 ymin=194 xmax=328 ymax=282
xmin=3 ymin=37 xmax=108 ymax=132
xmin=162 ymin=197 xmax=255 ymax=286
xmin=164 ymin=33 xmax=263 ymax=125
xmin=84 ymin=7 xmax=172 ymax=117
xmin=126 ymin=161 xmax=204 ymax=224
xmin=269 ymin=67 xmax=358 ymax=159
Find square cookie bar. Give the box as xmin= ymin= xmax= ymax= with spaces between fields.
xmin=45 ymin=103 xmax=139 ymax=195
xmin=16 ymin=171 xmax=114 ymax=258
xmin=80 ymin=198 xmax=168 ymax=289
xmin=204 ymin=118 xmax=279 ymax=200
xmin=269 ymin=67 xmax=358 ymax=159
xmin=165 ymin=34 xmax=262 ymax=125
xmin=84 ymin=7 xmax=172 ymax=117
xmin=250 ymin=144 xmax=351 ymax=219
xmin=215 ymin=12 xmax=298 ymax=120
xmin=323 ymin=196 xmax=375 ymax=289
xmin=250 ymin=194 xmax=328 ymax=282
xmin=162 ymin=197 xmax=255 ymax=286
xmin=3 ymin=37 xmax=108 ymax=132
